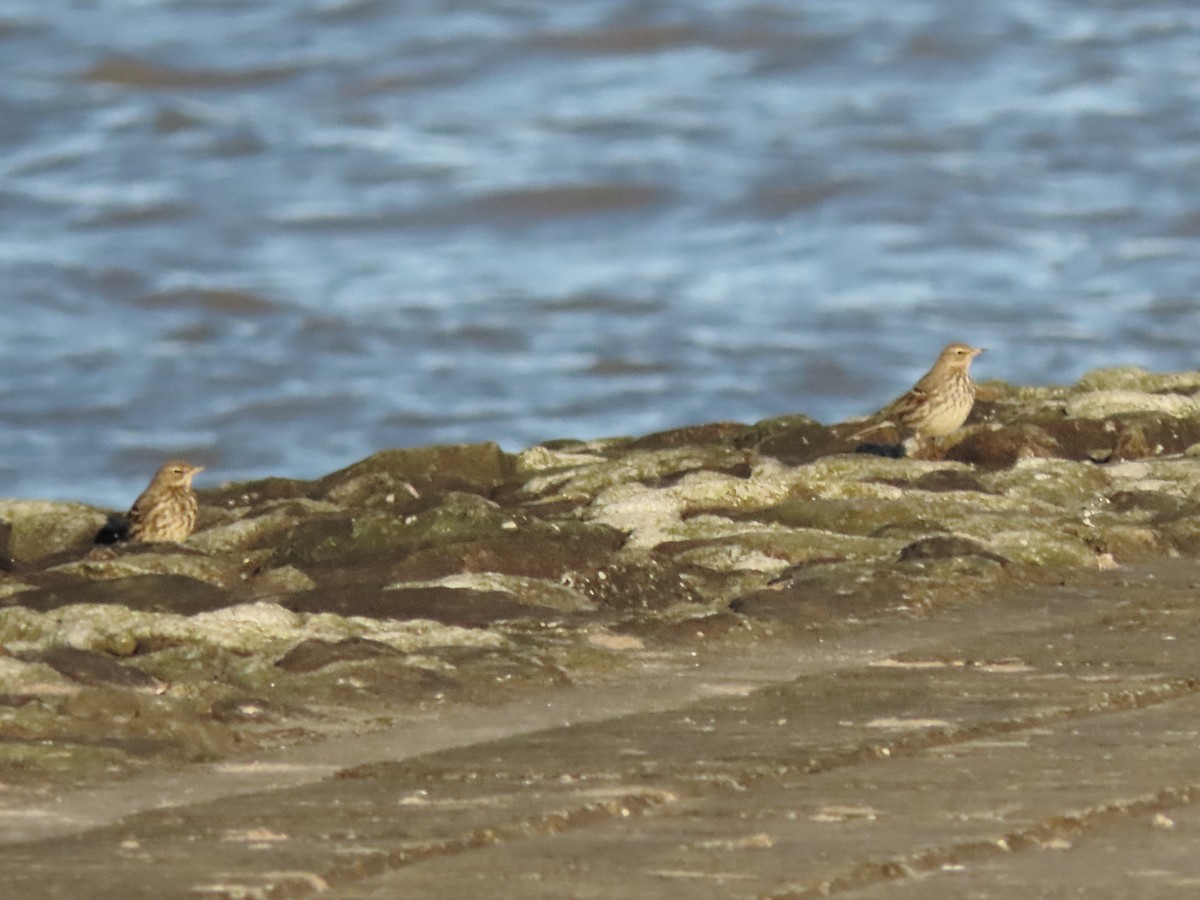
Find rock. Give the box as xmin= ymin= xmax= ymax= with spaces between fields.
xmin=1074 ymin=366 xmax=1200 ymax=393
xmin=282 ymin=583 xmax=564 ymax=626
xmin=1065 ymin=390 xmax=1199 ymax=419
xmin=737 ymin=414 xmax=848 ymax=464
xmin=275 ymin=637 xmax=403 ymax=673
xmin=48 ymin=548 xmax=252 ymax=591
xmin=313 ymin=443 xmax=514 ymax=504
xmin=13 ymin=365 xmax=1200 ymax=793
xmin=385 ymin=524 xmax=625 ymax=582
xmin=8 ymin=574 xmax=230 ymax=615
xmin=630 ymin=422 xmax=746 ymax=450
xmin=187 ymin=503 xmax=331 ymax=554
xmin=898 ymin=535 xmax=1008 ymax=565
xmin=0 ymin=500 xmax=108 ymax=563
xmin=274 ymin=493 xmax=523 ymax=569
xmin=36 ymin=646 xmax=164 ymax=691
xmin=946 ymin=424 xmax=1059 ymax=469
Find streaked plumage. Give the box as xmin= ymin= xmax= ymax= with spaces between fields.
xmin=853 ymin=342 xmax=984 ymax=443
xmin=124 ymin=460 xmax=204 ymax=543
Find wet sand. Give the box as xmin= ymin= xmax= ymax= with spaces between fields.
xmin=4 ymin=557 xmax=1200 ymax=897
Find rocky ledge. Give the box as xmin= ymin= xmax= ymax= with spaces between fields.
xmin=3 ymin=364 xmax=1200 ymax=790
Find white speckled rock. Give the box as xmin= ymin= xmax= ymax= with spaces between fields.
xmin=1064 ymin=390 xmax=1199 ymax=419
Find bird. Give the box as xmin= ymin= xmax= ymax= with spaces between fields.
xmin=850 ymin=342 xmax=984 ymax=449
xmin=95 ymin=460 xmax=205 ymax=544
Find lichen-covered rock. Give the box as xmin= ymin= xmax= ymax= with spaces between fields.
xmin=10 ymin=370 xmax=1200 ymax=790
xmin=523 ymin=446 xmax=755 ymax=502
xmin=385 ymin=524 xmax=625 ymax=583
xmin=736 ymin=414 xmax=846 ymax=464
xmin=389 ymin=572 xmax=595 ymax=613
xmin=274 ymin=493 xmax=520 ymax=568
xmin=314 ymin=443 xmax=514 ymax=503
xmin=282 ymin=582 xmax=565 ymax=626
xmin=1065 ymin=390 xmax=1200 ymax=419
xmin=48 ymin=550 xmax=254 ymax=592
xmin=0 ymin=500 xmax=107 ymax=563
xmin=8 ymin=573 xmax=230 ymax=616
xmin=188 ymin=501 xmax=338 ymax=554
xmin=1074 ymin=366 xmax=1200 ymax=394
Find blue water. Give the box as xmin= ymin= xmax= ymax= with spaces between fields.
xmin=3 ymin=0 xmax=1200 ymax=506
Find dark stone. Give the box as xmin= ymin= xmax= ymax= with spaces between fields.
xmin=313 ymin=443 xmax=514 ymax=503
xmin=1106 ymin=491 xmax=1200 ymax=522
xmin=737 ymin=415 xmax=847 ymax=464
xmin=387 ymin=525 xmax=626 ymax=582
xmin=208 ymin=695 xmax=296 ymax=723
xmin=946 ymin=424 xmax=1060 ymax=469
xmin=1110 ymin=423 xmax=1153 ymax=462
xmin=200 ymin=476 xmax=313 ymax=508
xmin=276 ymin=637 xmax=403 ymax=673
xmin=614 ymin=612 xmax=749 ymax=645
xmin=37 ymin=647 xmax=162 ymax=690
xmin=659 ymin=460 xmax=753 ymax=486
xmin=565 ymin=556 xmax=706 ymax=611
xmin=274 ymin=495 xmax=523 ymax=568
xmin=899 ymin=535 xmax=1008 ymax=565
xmin=93 ymin=513 xmax=129 ymax=545
xmin=418 ymin=646 xmax=570 ymax=698
xmin=910 ymin=470 xmax=994 ymax=493
xmin=629 ymin=422 xmax=746 ymax=451
xmin=0 ymin=520 xmax=13 ymax=570
xmin=950 ymin=415 xmax=1200 ymax=469
xmin=731 ymin=575 xmax=901 ymax=625
xmin=282 ymin=583 xmax=562 ymax=626
xmin=732 ymin=560 xmax=1005 ymax=626
xmin=9 ymin=574 xmax=230 ymax=615
xmin=853 ymin=441 xmax=907 ymax=459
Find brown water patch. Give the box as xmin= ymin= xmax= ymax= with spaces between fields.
xmin=132 ymin=288 xmax=282 ymax=315
xmin=74 ymin=201 xmax=195 ymax=228
xmin=534 ymin=292 xmax=664 ymax=315
xmin=82 ymin=55 xmax=299 ymax=90
xmin=470 ymin=182 xmax=673 ymax=222
xmin=528 ymin=24 xmax=706 ymax=55
xmin=278 ymin=183 xmax=672 ymax=232
xmin=586 ymin=356 xmax=673 ymax=376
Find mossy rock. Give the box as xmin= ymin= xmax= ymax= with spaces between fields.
xmin=736 ymin=414 xmax=847 ymax=464
xmin=313 ymin=443 xmax=514 ymax=504
xmin=0 ymin=500 xmax=107 ymax=563
xmin=7 ymin=573 xmax=230 ymax=616
xmin=386 ymin=522 xmax=626 ymax=582
xmin=274 ymin=493 xmax=524 ymax=568
xmin=1074 ymin=366 xmax=1200 ymax=394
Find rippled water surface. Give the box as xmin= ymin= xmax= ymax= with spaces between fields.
xmin=4 ymin=0 xmax=1200 ymax=505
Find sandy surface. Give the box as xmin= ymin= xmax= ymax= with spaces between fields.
xmin=4 ymin=556 xmax=1200 ymax=898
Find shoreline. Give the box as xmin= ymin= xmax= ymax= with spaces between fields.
xmin=3 ymin=365 xmax=1200 ymax=891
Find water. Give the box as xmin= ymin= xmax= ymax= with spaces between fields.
xmin=3 ymin=0 xmax=1200 ymax=506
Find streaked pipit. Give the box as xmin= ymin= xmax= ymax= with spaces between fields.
xmin=124 ymin=460 xmax=205 ymax=543
xmin=853 ymin=342 xmax=984 ymax=446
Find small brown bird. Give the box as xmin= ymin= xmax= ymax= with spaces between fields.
xmin=853 ymin=342 xmax=984 ymax=446
xmin=121 ymin=460 xmax=205 ymax=543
